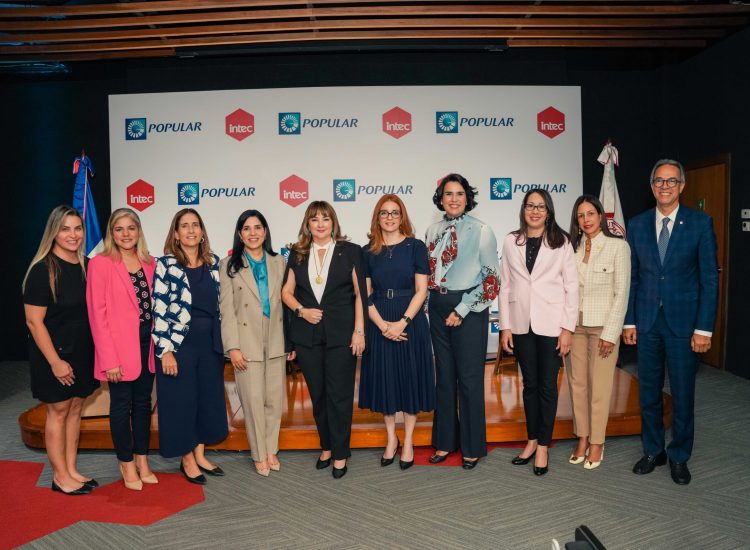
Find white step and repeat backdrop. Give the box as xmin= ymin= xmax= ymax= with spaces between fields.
xmin=109 ymin=85 xmax=582 ymax=353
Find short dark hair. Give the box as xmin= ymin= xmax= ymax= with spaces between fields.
xmin=650 ymin=158 xmax=685 ymax=184
xmin=432 ymin=173 xmax=478 ymax=212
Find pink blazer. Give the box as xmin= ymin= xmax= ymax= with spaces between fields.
xmin=499 ymin=233 xmax=578 ymax=337
xmin=86 ymin=254 xmax=156 ymax=381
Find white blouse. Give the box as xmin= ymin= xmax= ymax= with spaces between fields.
xmin=308 ymin=240 xmax=335 ymax=303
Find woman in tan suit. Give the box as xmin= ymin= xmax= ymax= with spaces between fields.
xmin=220 ymin=210 xmax=293 ymax=477
xmin=565 ymin=195 xmax=630 ymax=469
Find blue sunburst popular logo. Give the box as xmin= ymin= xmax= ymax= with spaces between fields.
xmin=436 ymin=111 xmax=458 ymax=133
xmin=333 ymin=179 xmax=356 ymax=202
xmin=279 ymin=112 xmax=301 ymax=135
xmin=178 ymin=182 xmax=200 ymax=205
xmin=490 ymin=178 xmax=512 ymax=200
xmin=125 ymin=118 xmax=147 ymax=140
xmin=280 ymin=247 xmax=291 ymax=262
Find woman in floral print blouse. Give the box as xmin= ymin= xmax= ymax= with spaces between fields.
xmin=425 ymin=174 xmax=499 ymax=470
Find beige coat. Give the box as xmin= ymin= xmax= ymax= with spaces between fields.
xmin=575 ymin=233 xmax=631 ymax=344
xmin=219 ymin=254 xmax=286 ymax=361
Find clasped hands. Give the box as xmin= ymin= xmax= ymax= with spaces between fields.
xmin=380 ymin=319 xmax=408 ymax=342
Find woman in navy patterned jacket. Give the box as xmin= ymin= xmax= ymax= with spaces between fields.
xmin=152 ymin=208 xmax=228 ymax=485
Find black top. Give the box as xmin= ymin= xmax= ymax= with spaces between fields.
xmin=130 ymin=268 xmax=152 ymax=324
xmin=24 ymin=257 xmax=89 ymax=323
xmin=526 ymin=237 xmax=542 ymax=273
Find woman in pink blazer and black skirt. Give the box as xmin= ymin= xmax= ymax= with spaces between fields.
xmin=499 ymin=189 xmax=578 ymax=476
xmin=87 ymin=208 xmax=158 ymax=491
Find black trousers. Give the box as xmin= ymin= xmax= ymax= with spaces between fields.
xmin=513 ymin=329 xmax=560 ymax=446
xmin=109 ymin=322 xmax=154 ymax=462
xmin=295 ymin=323 xmax=357 ymax=461
xmin=429 ymin=290 xmax=489 ymax=458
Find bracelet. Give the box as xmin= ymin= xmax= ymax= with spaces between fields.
xmin=401 ymin=315 xmax=412 ymax=325
xmin=295 ymin=306 xmax=304 ymax=317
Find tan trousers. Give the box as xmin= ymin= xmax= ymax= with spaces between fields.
xmin=234 ymin=316 xmax=286 ymax=462
xmin=564 ymin=323 xmax=620 ymax=445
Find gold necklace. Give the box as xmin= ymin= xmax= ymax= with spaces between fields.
xmin=313 ymin=243 xmax=332 ymax=285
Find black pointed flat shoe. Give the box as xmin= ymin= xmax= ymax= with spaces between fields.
xmin=198 ymin=465 xmax=225 ymax=477
xmin=511 ymin=450 xmax=536 ymax=465
xmin=316 ymin=456 xmax=332 ymax=470
xmin=51 ymin=480 xmax=92 ymax=495
xmin=462 ymin=458 xmax=479 ymax=470
xmin=83 ymin=478 xmax=99 ymax=489
xmin=428 ymin=452 xmax=449 ymax=464
xmin=180 ymin=462 xmax=207 ymax=485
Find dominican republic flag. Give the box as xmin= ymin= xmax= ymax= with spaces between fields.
xmin=597 ymin=141 xmax=626 ymax=237
xmin=72 ymin=152 xmax=104 ymax=257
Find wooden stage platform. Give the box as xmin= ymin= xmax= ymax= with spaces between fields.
xmin=19 ymin=360 xmax=671 ymax=450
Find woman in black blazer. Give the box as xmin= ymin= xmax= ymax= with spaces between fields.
xmin=281 ymin=201 xmax=367 ymax=479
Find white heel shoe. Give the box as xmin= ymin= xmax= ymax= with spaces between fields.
xmin=584 ymin=448 xmax=604 ymax=470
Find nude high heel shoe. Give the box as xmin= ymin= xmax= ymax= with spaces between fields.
xmin=120 ymin=463 xmax=143 ymax=491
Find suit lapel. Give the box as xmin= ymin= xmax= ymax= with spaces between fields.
xmin=646 ymin=208 xmax=662 ymax=267
xmin=238 ymin=255 xmax=261 ymax=301
xmin=516 ymin=241 xmax=531 ymax=280
xmin=321 ymin=243 xmax=343 ymax=301
xmin=115 ymin=259 xmax=138 ymax=308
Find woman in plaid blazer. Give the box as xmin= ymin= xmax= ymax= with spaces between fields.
xmin=565 ymin=195 xmax=630 ymax=469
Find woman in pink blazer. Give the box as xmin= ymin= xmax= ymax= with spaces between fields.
xmin=500 ymin=189 xmax=578 ymax=476
xmin=87 ymin=208 xmax=158 ymax=491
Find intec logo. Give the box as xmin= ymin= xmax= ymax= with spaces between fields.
xmin=333 ymin=180 xmax=356 ymax=202
xmin=226 ymin=109 xmax=254 ymax=141
xmin=279 ymin=175 xmax=309 ymax=207
xmin=436 ymin=112 xmax=458 ymax=134
xmin=178 ymin=182 xmax=200 ymax=205
xmin=126 ymin=179 xmax=154 ymax=211
xmin=125 ymin=118 xmax=147 ymax=140
xmin=382 ymin=107 xmax=412 ymax=139
xmin=279 ymin=113 xmax=301 ymax=135
xmin=490 ymin=178 xmax=512 ymax=200
xmin=537 ymin=107 xmax=566 ymax=139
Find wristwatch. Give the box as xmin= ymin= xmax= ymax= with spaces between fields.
xmin=401 ymin=315 xmax=412 ymax=325
xmin=295 ymin=306 xmax=304 ymax=317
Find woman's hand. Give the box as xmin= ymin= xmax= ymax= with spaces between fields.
xmin=445 ymin=311 xmax=463 ymax=327
xmin=301 ymin=308 xmax=323 ymax=325
xmin=51 ymin=360 xmax=74 ymax=386
xmin=229 ymin=349 xmax=248 ymax=371
xmin=382 ymin=320 xmax=408 ymax=342
xmin=350 ymin=331 xmax=365 ymax=357
xmin=501 ymin=329 xmax=514 ymax=354
xmin=161 ymin=351 xmax=178 ymax=376
xmin=105 ymin=366 xmax=123 ymax=383
xmin=598 ymin=339 xmax=615 ymax=359
xmin=557 ymin=329 xmax=573 ymax=357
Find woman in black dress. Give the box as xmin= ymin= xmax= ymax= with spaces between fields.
xmin=281 ymin=201 xmax=367 ymax=479
xmin=359 ymin=194 xmax=434 ymax=469
xmin=22 ymin=205 xmax=99 ymax=495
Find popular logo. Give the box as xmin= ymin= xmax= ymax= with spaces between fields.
xmin=279 ymin=112 xmax=301 ymax=135
xmin=125 ymin=118 xmax=147 ymax=140
xmin=280 ymin=247 xmax=291 ymax=262
xmin=382 ymin=107 xmax=412 ymax=139
xmin=178 ymin=182 xmax=200 ymax=205
xmin=333 ymin=179 xmax=356 ymax=202
xmin=513 ymin=183 xmax=568 ymax=194
xmin=226 ymin=109 xmax=255 ymax=141
xmin=126 ymin=179 xmax=155 ymax=211
xmin=537 ymin=106 xmax=566 ymax=139
xmin=436 ymin=112 xmax=458 ymax=134
xmin=279 ymin=175 xmax=309 ymax=207
xmin=490 ymin=178 xmax=512 ymax=200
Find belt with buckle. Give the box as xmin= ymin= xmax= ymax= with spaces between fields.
xmin=374 ymin=289 xmax=413 ymax=299
xmin=430 ymin=286 xmax=466 ymax=295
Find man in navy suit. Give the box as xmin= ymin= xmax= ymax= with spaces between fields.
xmin=622 ymin=159 xmax=718 ymax=485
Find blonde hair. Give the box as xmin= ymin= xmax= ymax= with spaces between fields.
xmin=163 ymin=208 xmax=214 ymax=267
xmin=290 ymin=201 xmax=348 ymax=263
xmin=22 ymin=205 xmax=86 ymax=302
xmin=102 ymin=207 xmax=152 ymax=262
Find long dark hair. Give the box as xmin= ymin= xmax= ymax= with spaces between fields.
xmin=432 ymin=173 xmax=478 ymax=212
xmin=227 ymin=209 xmax=277 ymax=277
xmin=163 ymin=208 xmax=213 ymax=267
xmin=513 ymin=188 xmax=569 ymax=249
xmin=568 ymin=194 xmax=619 ymax=251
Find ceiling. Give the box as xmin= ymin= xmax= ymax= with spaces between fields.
xmin=1 ymin=0 xmax=749 ymax=63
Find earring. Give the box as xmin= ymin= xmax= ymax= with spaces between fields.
xmin=200 ymin=237 xmax=205 ymax=243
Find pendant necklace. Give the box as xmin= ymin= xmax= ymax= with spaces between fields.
xmin=313 ymin=243 xmax=332 ymax=285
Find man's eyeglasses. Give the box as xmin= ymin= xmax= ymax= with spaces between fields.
xmin=524 ymin=203 xmax=547 ymax=212
xmin=652 ymin=177 xmax=682 ymax=188
xmin=379 ymin=210 xmax=402 ymax=219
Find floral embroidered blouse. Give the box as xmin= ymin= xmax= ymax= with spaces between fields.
xmin=425 ymin=213 xmax=500 ymax=317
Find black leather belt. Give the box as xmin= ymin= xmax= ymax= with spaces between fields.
xmin=373 ymin=289 xmax=414 ymax=299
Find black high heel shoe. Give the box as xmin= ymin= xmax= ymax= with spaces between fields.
xmin=428 ymin=451 xmax=449 ymax=464
xmin=511 ymin=450 xmax=536 ymax=465
xmin=332 ymin=462 xmax=348 ymax=479
xmin=51 ymin=480 xmax=92 ymax=495
xmin=533 ymin=457 xmax=549 ymax=476
xmin=316 ymin=454 xmax=332 ymax=470
xmin=462 ymin=457 xmax=480 ymax=470
xmin=381 ymin=437 xmax=400 ymax=467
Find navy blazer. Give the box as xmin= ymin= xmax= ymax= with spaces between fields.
xmin=624 ymin=206 xmax=718 ymax=337
xmin=283 ymin=241 xmax=367 ymax=349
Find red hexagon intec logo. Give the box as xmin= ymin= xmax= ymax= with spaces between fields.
xmin=382 ymin=106 xmax=412 ymax=139
xmin=226 ymin=108 xmax=255 ymax=141
xmin=537 ymin=106 xmax=566 ymax=139
xmin=126 ymin=179 xmax=155 ymax=211
xmin=279 ymin=175 xmax=309 ymax=208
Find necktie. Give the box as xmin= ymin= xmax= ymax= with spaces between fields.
xmin=658 ymin=217 xmax=670 ymax=264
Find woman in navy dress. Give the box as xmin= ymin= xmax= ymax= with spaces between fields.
xmin=152 ymin=208 xmax=228 ymax=485
xmin=359 ymin=194 xmax=435 ymax=470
